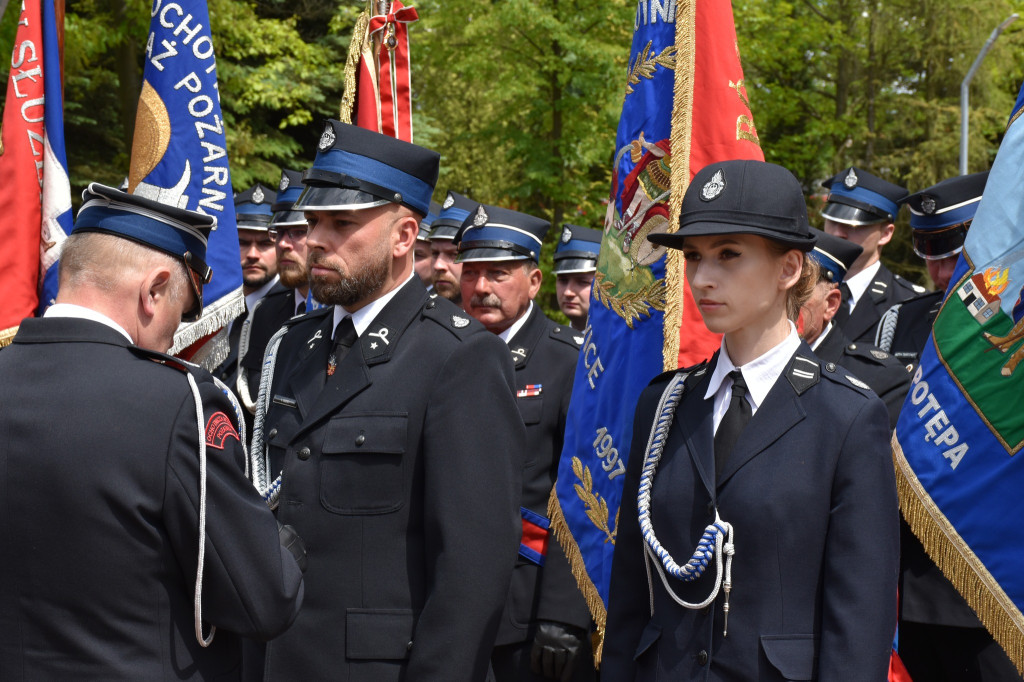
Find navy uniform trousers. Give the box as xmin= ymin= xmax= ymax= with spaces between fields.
xmin=604 ymin=347 xmax=899 ymax=681
xmin=0 ymin=318 xmax=303 ymax=681
xmin=491 ymin=305 xmax=595 ymax=682
xmin=257 ymin=278 xmax=525 ymax=681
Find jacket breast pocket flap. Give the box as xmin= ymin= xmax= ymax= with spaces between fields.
xmin=516 ymin=396 xmax=543 ymax=425
xmin=345 ymin=608 xmax=417 ymax=660
xmin=320 ymin=413 xmax=408 ymax=515
xmin=633 ymin=621 xmax=661 ymax=661
xmin=760 ymin=634 xmax=818 ymax=681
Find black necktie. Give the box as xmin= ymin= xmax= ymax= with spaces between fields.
xmin=327 ymin=316 xmax=357 ymax=376
xmin=296 ymin=300 xmax=307 ymax=316
xmin=714 ymin=370 xmax=752 ymax=477
xmin=834 ymin=283 xmax=853 ymax=326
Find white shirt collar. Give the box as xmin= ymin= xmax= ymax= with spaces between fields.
xmin=810 ymin=321 xmax=834 ymax=351
xmin=293 ymin=289 xmax=307 ymax=316
xmin=499 ymin=301 xmax=534 ymax=345
xmin=843 ymin=260 xmax=881 ymax=310
xmin=704 ymin=322 xmax=801 ymax=423
xmin=245 ymin=276 xmax=278 ymax=312
xmin=44 ymin=303 xmax=134 ymax=343
xmin=332 ymin=271 xmax=415 ymax=339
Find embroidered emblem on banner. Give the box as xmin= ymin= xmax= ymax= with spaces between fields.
xmin=279 ymin=174 xmax=290 ymax=192
xmin=844 ymin=168 xmax=858 ymax=189
xmin=700 ymin=169 xmax=726 ymax=201
xmin=205 ymin=412 xmax=240 ymax=450
xmin=319 ymin=123 xmax=336 ymax=151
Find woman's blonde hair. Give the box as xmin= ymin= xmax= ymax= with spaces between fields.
xmin=766 ymin=239 xmax=820 ymax=321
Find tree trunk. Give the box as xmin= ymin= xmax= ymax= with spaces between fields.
xmin=113 ymin=0 xmax=141 ymax=146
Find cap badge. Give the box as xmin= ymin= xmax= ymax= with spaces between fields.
xmin=921 ymin=195 xmax=936 ymax=215
xmin=700 ymin=169 xmax=726 ymax=201
xmin=843 ymin=168 xmax=858 ymax=189
xmin=279 ymin=175 xmax=291 ymax=192
xmin=561 ymin=226 xmax=572 ymax=244
xmin=473 ymin=205 xmax=489 ymax=227
xmin=318 ymin=123 xmax=336 ymax=151
xmin=442 ymin=192 xmax=455 ymax=209
xmin=252 ymin=186 xmax=265 ymax=204
xmin=451 ymin=315 xmax=470 ymax=328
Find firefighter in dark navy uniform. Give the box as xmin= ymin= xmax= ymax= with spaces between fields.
xmin=553 ymin=224 xmax=601 ymax=332
xmin=604 ymin=160 xmax=899 ymax=681
xmin=878 ymin=171 xmax=1019 ymax=682
xmin=456 ymin=205 xmax=595 ymax=682
xmin=821 ymin=166 xmax=925 ymax=344
xmin=877 ymin=171 xmax=989 ymax=371
xmin=250 ymin=120 xmax=525 ymax=681
xmin=0 ymin=183 xmax=304 ymax=680
xmin=235 ymin=169 xmax=312 ymax=422
xmin=429 ymin=190 xmax=478 ymax=305
xmin=415 ymin=200 xmax=441 ymax=288
xmin=800 ymin=230 xmax=911 ymax=429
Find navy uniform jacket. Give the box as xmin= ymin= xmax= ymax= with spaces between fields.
xmin=236 ymin=282 xmax=295 ymax=413
xmin=0 ymin=318 xmax=303 ymax=681
xmin=213 ymin=310 xmax=245 ymax=387
xmin=876 ymin=289 xmax=943 ymax=371
xmin=839 ymin=263 xmax=925 ymax=344
xmin=498 ymin=305 xmax=593 ymax=646
xmin=258 ymin=278 xmax=525 ymax=681
xmin=812 ymin=323 xmax=911 ymax=430
xmin=604 ymin=347 xmax=899 ymax=681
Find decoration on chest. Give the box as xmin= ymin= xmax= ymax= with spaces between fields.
xmin=517 ymin=384 xmax=543 ymax=398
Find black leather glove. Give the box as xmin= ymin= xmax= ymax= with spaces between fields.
xmin=277 ymin=522 xmax=307 ymax=573
xmin=530 ymin=620 xmax=588 ymax=681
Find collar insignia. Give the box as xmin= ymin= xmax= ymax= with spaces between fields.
xmin=442 ymin=192 xmax=455 ymax=209
xmin=561 ymin=226 xmax=572 ymax=243
xmin=473 ymin=205 xmax=489 ymax=227
xmin=511 ymin=347 xmax=527 ymax=362
xmin=318 ymin=123 xmax=336 ymax=151
xmin=843 ymin=168 xmax=858 ymax=189
xmin=700 ymin=169 xmax=726 ymax=201
xmin=921 ymin=195 xmax=936 ymax=214
xmin=279 ymin=175 xmax=290 ymax=192
xmin=451 ymin=315 xmax=470 ymax=328
xmin=252 ymin=186 xmax=265 ymax=204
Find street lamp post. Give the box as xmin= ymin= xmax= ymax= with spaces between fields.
xmin=960 ymin=14 xmax=1019 ymax=175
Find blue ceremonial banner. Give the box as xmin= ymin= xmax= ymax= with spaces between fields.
xmin=129 ymin=0 xmax=244 ymax=361
xmin=548 ymin=0 xmax=762 ymax=660
xmin=894 ymin=80 xmax=1024 ymax=673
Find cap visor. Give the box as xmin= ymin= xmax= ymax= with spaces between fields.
xmin=648 ymin=222 xmax=817 ymax=251
xmin=553 ymin=257 xmax=597 ymax=274
xmin=428 ymin=224 xmax=459 ymax=241
xmin=270 ymin=209 xmax=308 ymax=227
xmin=456 ymin=247 xmax=533 ymax=263
xmin=821 ymin=202 xmax=889 ymax=226
xmin=293 ymin=185 xmax=390 ymax=212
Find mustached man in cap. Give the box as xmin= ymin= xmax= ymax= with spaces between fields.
xmin=250 ymin=120 xmax=525 ymax=681
xmin=604 ymin=160 xmax=898 ymax=681
xmin=0 ymin=184 xmax=305 ymax=680
xmin=429 ymin=190 xmax=478 ymax=305
xmin=821 ymin=167 xmax=924 ymax=344
xmin=799 ymin=230 xmax=910 ymax=429
xmin=878 ymin=171 xmax=1018 ymax=682
xmin=213 ymin=182 xmax=279 ymax=388
xmin=456 ymin=206 xmax=595 ymax=682
xmin=234 ymin=169 xmax=312 ymax=424
xmin=877 ymin=171 xmax=989 ymax=371
xmin=553 ymin=224 xmax=601 ymax=332
xmin=415 ymin=200 xmax=441 ymax=287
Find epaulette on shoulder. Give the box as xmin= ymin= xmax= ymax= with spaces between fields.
xmin=818 ymin=356 xmax=875 ymax=396
xmin=844 ymin=341 xmax=894 ymax=365
xmin=421 ymin=297 xmax=478 ymax=338
xmin=894 ymin=272 xmax=927 ymax=295
xmin=127 ymin=345 xmax=203 ymax=377
xmin=647 ymin=360 xmax=709 ymax=389
xmin=549 ymin=323 xmax=585 ymax=349
xmin=287 ymin=305 xmax=332 ymax=326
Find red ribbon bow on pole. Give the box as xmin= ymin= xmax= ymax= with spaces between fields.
xmin=358 ymin=1 xmax=418 ymax=140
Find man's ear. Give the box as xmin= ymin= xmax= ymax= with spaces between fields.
xmin=392 ymin=213 xmax=419 ymax=258
xmin=822 ymin=283 xmax=843 ymax=322
xmin=140 ymin=266 xmax=174 ymax=319
xmin=877 ymin=222 xmax=896 ymax=247
xmin=527 ymin=266 xmax=543 ymax=299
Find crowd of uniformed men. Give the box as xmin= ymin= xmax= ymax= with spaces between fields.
xmin=0 ymin=118 xmax=1016 ymax=681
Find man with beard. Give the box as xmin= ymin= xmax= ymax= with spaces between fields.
xmin=213 ymin=182 xmax=277 ymax=386
xmin=249 ymin=120 xmax=525 ymax=681
xmin=415 ymin=201 xmax=441 ymax=288
xmin=427 ymin=190 xmax=478 ymax=305
xmin=457 ymin=205 xmax=595 ymax=682
xmin=235 ymin=169 xmax=310 ymax=419
xmin=553 ymin=224 xmax=601 ymax=331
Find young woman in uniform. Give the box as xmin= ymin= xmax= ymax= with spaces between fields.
xmin=603 ymin=160 xmax=899 ymax=681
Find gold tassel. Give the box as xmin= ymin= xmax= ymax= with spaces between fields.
xmin=662 ymin=0 xmax=697 ymax=373
xmin=893 ymin=435 xmax=1024 ymax=674
xmin=0 ymin=325 xmax=18 ymax=347
xmin=338 ymin=6 xmax=371 ymax=124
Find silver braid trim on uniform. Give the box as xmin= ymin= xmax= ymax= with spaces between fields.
xmin=638 ymin=372 xmax=736 ymax=635
xmin=250 ymin=324 xmax=289 ymax=508
xmin=235 ymin=302 xmax=261 ymax=414
xmin=876 ymin=303 xmax=902 ymax=352
xmin=186 ymin=372 xmax=216 ymax=648
xmin=169 ymin=286 xmax=246 ymax=357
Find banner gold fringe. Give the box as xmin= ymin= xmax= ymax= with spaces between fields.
xmin=663 ymin=0 xmax=697 ymax=372
xmin=893 ymin=435 xmax=1024 ymax=674
xmin=168 ymin=286 xmax=245 ymax=357
xmin=339 ymin=7 xmax=371 ymax=124
xmin=0 ymin=325 xmax=18 ymax=347
xmin=548 ymin=488 xmax=608 ymax=666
